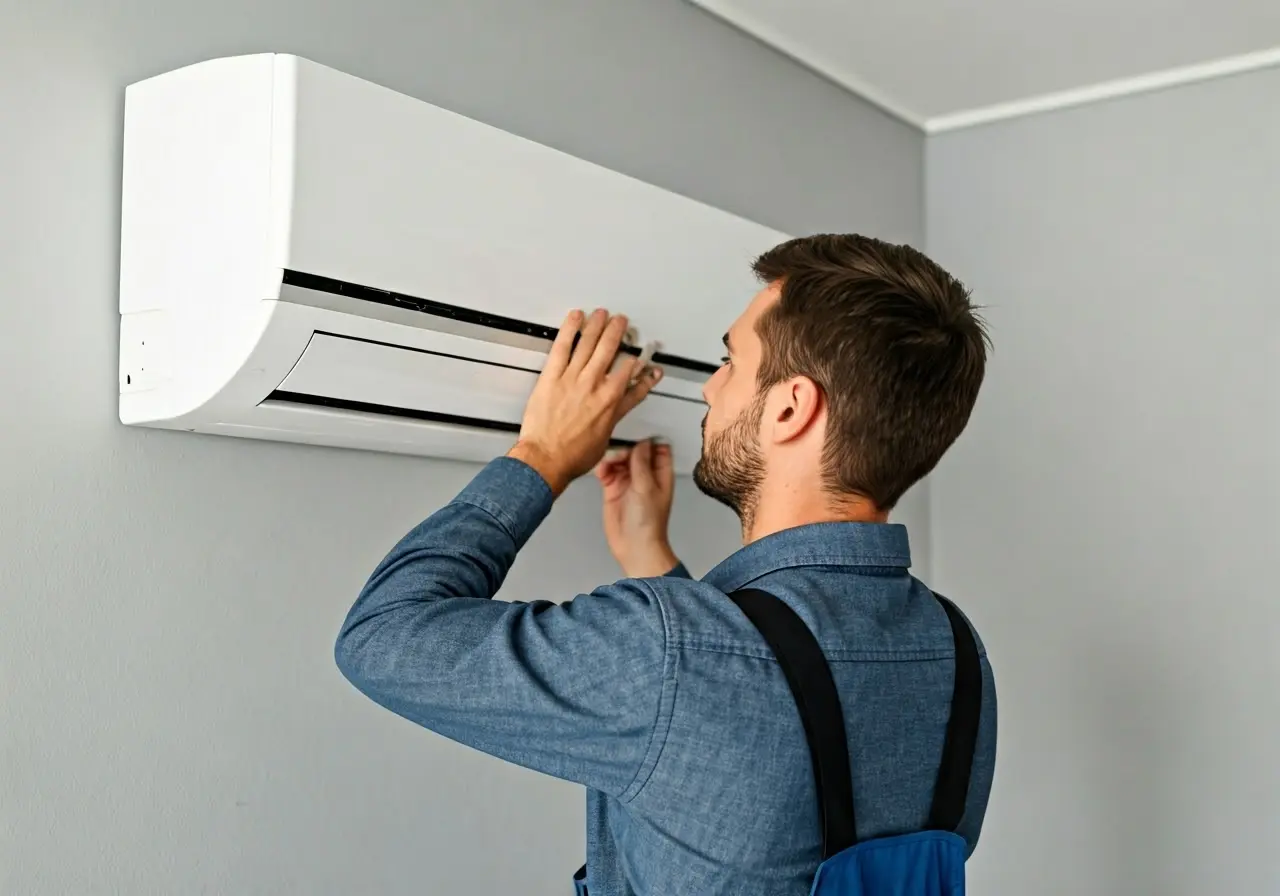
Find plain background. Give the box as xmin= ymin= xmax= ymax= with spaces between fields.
xmin=928 ymin=67 xmax=1280 ymax=894
xmin=0 ymin=1 xmax=924 ymax=893
xmin=6 ymin=2 xmax=1277 ymax=894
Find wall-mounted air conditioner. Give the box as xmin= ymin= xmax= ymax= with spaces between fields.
xmin=118 ymin=54 xmax=788 ymax=472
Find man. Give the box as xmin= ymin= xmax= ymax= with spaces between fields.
xmin=335 ymin=234 xmax=997 ymax=895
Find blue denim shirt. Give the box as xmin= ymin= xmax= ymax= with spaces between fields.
xmin=335 ymin=458 xmax=997 ymax=896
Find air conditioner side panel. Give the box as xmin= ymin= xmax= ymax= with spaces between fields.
xmin=281 ymin=55 xmax=788 ymax=364
xmin=118 ymin=53 xmax=286 ymax=425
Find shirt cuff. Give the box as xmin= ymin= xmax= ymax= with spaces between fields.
xmin=454 ymin=456 xmax=556 ymax=547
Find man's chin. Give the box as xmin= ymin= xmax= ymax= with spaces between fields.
xmin=691 ymin=458 xmax=706 ymax=492
xmin=692 ymin=462 xmax=740 ymax=516
xmin=691 ymin=458 xmax=711 ymax=499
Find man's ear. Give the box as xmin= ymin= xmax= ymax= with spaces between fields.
xmin=767 ymin=376 xmax=823 ymax=444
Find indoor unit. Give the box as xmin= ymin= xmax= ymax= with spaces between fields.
xmin=117 ymin=53 xmax=788 ymax=473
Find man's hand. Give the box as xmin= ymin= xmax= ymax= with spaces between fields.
xmin=595 ymin=439 xmax=679 ymax=578
xmin=508 ymin=308 xmax=663 ymax=496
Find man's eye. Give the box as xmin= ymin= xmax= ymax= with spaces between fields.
xmin=720 ymin=356 xmax=731 ymax=365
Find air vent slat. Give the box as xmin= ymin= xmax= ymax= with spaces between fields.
xmin=281 ymin=269 xmax=719 ymax=376
xmin=266 ymin=390 xmax=637 ymax=448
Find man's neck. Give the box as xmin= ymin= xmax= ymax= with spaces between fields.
xmin=742 ymin=484 xmax=888 ymax=544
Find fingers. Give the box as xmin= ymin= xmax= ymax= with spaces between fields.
xmin=627 ymin=438 xmax=673 ymax=495
xmin=582 ymin=313 xmax=630 ymax=380
xmin=557 ymin=308 xmax=633 ymax=384
xmin=652 ymin=441 xmax=674 ymax=493
xmin=545 ymin=309 xmax=584 ymax=378
xmin=594 ymin=448 xmax=631 ymax=480
xmin=545 ymin=311 xmax=586 ymax=378
xmin=614 ymin=365 xmax=663 ymax=420
xmin=566 ymin=308 xmax=610 ymax=376
xmin=629 ymin=438 xmax=655 ymax=487
xmin=607 ymin=353 xmax=648 ymax=395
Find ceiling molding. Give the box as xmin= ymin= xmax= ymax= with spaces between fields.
xmin=926 ymin=46 xmax=1280 ymax=133
xmin=691 ymin=2 xmax=1280 ymax=135
xmin=690 ymin=0 xmax=928 ymax=129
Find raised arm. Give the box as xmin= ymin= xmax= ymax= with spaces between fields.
xmin=334 ymin=456 xmax=673 ymax=796
xmin=336 ymin=307 xmax=675 ymax=795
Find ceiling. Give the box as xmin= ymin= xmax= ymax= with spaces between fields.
xmin=690 ymin=0 xmax=1280 ymax=131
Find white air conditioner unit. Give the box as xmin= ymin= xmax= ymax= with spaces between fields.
xmin=118 ymin=53 xmax=788 ymax=472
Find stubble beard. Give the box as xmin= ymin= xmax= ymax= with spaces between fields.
xmin=692 ymin=395 xmax=767 ymax=534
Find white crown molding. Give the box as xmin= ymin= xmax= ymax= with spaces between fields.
xmin=690 ymin=2 xmax=1280 ymax=135
xmin=926 ymin=46 xmax=1280 ymax=133
xmin=689 ymin=0 xmax=929 ymax=129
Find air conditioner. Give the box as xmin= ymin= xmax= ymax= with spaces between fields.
xmin=118 ymin=53 xmax=788 ymax=472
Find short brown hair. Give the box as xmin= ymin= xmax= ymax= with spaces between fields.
xmin=752 ymin=234 xmax=988 ymax=510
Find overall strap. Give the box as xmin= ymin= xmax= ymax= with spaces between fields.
xmin=926 ymin=594 xmax=983 ymax=833
xmin=728 ymin=589 xmax=857 ymax=859
xmin=728 ymin=589 xmax=985 ymax=858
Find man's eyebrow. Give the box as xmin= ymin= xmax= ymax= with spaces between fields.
xmin=722 ymin=332 xmax=731 ymax=352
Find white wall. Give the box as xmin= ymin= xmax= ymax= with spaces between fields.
xmin=927 ymin=69 xmax=1280 ymax=895
xmin=0 ymin=2 xmax=924 ymax=892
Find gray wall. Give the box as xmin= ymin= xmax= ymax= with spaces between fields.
xmin=0 ymin=2 xmax=924 ymax=892
xmin=927 ymin=70 xmax=1280 ymax=894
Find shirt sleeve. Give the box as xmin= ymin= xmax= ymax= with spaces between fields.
xmin=334 ymin=457 xmax=673 ymax=800
xmin=665 ymin=561 xmax=693 ymax=579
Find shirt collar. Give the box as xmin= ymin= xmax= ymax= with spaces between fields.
xmin=701 ymin=521 xmax=912 ymax=594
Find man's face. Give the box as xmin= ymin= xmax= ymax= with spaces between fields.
xmin=692 ymin=284 xmax=779 ymax=519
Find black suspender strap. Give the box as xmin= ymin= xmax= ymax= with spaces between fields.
xmin=728 ymin=588 xmax=983 ymax=858
xmin=728 ymin=588 xmax=857 ymax=859
xmin=926 ymin=594 xmax=983 ymax=833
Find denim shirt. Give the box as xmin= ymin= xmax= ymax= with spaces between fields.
xmin=335 ymin=458 xmax=997 ymax=896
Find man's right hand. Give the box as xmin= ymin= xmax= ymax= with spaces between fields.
xmin=595 ymin=439 xmax=680 ymax=579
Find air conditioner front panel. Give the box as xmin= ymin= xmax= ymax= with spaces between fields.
xmin=279 ymin=55 xmax=780 ymax=367
xmin=272 ymin=332 xmax=707 ymax=472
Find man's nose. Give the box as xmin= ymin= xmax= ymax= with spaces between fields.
xmin=701 ymin=368 xmax=721 ymax=405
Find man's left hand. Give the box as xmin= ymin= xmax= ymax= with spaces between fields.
xmin=508 ymin=308 xmax=663 ymax=496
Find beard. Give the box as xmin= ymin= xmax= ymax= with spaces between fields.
xmin=692 ymin=394 xmax=767 ymax=529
